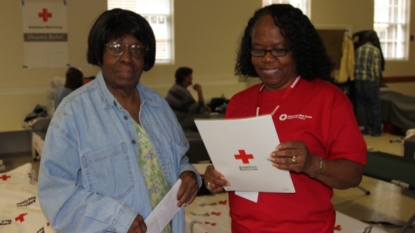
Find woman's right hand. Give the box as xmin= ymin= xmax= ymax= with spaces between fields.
xmin=204 ymin=165 xmax=230 ymax=194
xmin=127 ymin=214 xmax=146 ymax=233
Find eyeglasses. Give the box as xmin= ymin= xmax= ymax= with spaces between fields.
xmin=105 ymin=43 xmax=148 ymax=58
xmin=251 ymin=47 xmax=293 ymax=57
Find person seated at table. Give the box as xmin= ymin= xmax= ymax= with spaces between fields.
xmin=54 ymin=67 xmax=84 ymax=109
xmin=203 ymin=4 xmax=366 ymax=233
xmin=165 ymin=67 xmax=210 ymax=131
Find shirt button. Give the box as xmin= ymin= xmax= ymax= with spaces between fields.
xmin=124 ymin=115 xmax=128 ymax=120
xmin=131 ymin=140 xmax=136 ymax=144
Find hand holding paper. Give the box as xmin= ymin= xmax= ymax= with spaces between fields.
xmin=145 ymin=180 xmax=182 ymax=233
xmin=195 ymin=115 xmax=295 ymax=193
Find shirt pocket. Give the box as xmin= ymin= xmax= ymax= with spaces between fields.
xmin=154 ymin=134 xmax=188 ymax=183
xmin=82 ymin=142 xmax=134 ymax=199
xmin=169 ymin=139 xmax=188 ymax=160
xmin=168 ymin=138 xmax=189 ymax=171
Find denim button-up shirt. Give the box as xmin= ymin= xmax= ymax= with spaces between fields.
xmin=38 ymin=71 xmax=201 ymax=233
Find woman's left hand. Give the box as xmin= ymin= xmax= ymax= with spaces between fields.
xmin=177 ymin=171 xmax=199 ymax=207
xmin=268 ymin=140 xmax=313 ymax=173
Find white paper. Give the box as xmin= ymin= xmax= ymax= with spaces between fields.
xmin=145 ymin=179 xmax=182 ymax=233
xmin=235 ymin=191 xmax=259 ymax=202
xmin=195 ymin=115 xmax=295 ymax=193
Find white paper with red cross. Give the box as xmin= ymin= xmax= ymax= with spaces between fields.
xmin=195 ymin=115 xmax=295 ymax=193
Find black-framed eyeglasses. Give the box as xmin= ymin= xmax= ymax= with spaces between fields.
xmin=251 ymin=47 xmax=293 ymax=57
xmin=105 ymin=43 xmax=148 ymax=58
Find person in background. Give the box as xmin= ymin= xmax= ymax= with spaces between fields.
xmin=38 ymin=9 xmax=200 ymax=233
xmin=203 ymin=4 xmax=366 ymax=232
xmin=53 ymin=67 xmax=83 ymax=108
xmin=82 ymin=75 xmax=96 ymax=85
xmin=354 ymin=30 xmax=383 ymax=136
xmin=165 ymin=67 xmax=210 ymax=132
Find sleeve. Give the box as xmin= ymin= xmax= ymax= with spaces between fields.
xmin=168 ymin=86 xmax=201 ymax=114
xmin=373 ymin=48 xmax=382 ymax=80
xmin=184 ymin=94 xmax=202 ymax=114
xmin=326 ymin=94 xmax=367 ymax=165
xmin=177 ymin=130 xmax=202 ymax=187
xmin=38 ymin=112 xmax=137 ymax=233
xmin=159 ymin=96 xmax=202 ymax=186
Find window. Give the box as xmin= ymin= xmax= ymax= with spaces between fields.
xmin=108 ymin=0 xmax=174 ymax=63
xmin=374 ymin=0 xmax=410 ymax=60
xmin=262 ymin=0 xmax=310 ymax=18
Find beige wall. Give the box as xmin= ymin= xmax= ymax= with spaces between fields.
xmin=311 ymin=0 xmax=415 ymax=79
xmin=0 ymin=0 xmax=414 ymax=132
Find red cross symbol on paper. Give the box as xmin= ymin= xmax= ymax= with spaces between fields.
xmin=334 ymin=225 xmax=342 ymax=231
xmin=234 ymin=150 xmax=254 ymax=164
xmin=15 ymin=213 xmax=27 ymax=223
xmin=0 ymin=174 xmax=11 ymax=181
xmin=38 ymin=8 xmax=52 ymax=22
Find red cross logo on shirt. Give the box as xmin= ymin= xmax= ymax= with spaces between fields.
xmin=234 ymin=150 xmax=254 ymax=164
xmin=38 ymin=8 xmax=52 ymax=22
xmin=1 ymin=174 xmax=11 ymax=181
xmin=15 ymin=213 xmax=27 ymax=223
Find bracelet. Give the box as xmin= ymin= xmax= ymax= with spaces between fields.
xmin=310 ymin=156 xmax=323 ymax=178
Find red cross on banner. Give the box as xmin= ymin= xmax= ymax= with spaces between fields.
xmin=234 ymin=150 xmax=254 ymax=164
xmin=22 ymin=2 xmax=69 ymax=67
xmin=1 ymin=174 xmax=11 ymax=181
xmin=38 ymin=8 xmax=52 ymax=22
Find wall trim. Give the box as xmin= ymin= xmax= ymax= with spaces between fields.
xmin=383 ymin=76 xmax=415 ymax=83
xmin=0 ymin=87 xmax=48 ymax=95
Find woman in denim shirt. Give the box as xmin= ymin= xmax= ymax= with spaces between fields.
xmin=38 ymin=9 xmax=201 ymax=233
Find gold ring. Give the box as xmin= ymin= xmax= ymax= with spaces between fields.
xmin=206 ymin=181 xmax=212 ymax=190
xmin=292 ymin=156 xmax=296 ymax=162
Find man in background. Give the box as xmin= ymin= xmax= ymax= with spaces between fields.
xmin=165 ymin=67 xmax=210 ymax=131
xmin=354 ymin=31 xmax=382 ymax=136
xmin=54 ymin=67 xmax=83 ymax=109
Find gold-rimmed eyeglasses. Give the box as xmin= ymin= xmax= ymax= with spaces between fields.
xmin=105 ymin=43 xmax=148 ymax=58
xmin=251 ymin=47 xmax=293 ymax=57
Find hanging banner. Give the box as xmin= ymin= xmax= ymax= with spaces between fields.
xmin=22 ymin=1 xmax=68 ymax=68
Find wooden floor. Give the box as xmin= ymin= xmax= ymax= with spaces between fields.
xmin=0 ymin=132 xmax=414 ymax=233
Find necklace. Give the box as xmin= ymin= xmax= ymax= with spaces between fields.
xmin=256 ymin=76 xmax=301 ymax=117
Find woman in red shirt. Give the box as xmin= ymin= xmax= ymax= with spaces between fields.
xmin=204 ymin=4 xmax=366 ymax=233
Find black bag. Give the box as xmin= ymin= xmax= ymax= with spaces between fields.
xmin=24 ymin=104 xmax=48 ymax=122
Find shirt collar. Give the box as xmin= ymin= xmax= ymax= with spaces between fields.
xmin=95 ymin=71 xmax=160 ymax=109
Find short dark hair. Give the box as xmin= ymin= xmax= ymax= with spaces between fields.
xmin=175 ymin=67 xmax=193 ymax=84
xmin=87 ymin=8 xmax=156 ymax=71
xmin=65 ymin=67 xmax=83 ymax=90
xmin=235 ymin=4 xmax=333 ymax=81
xmin=364 ymin=30 xmax=379 ymax=45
